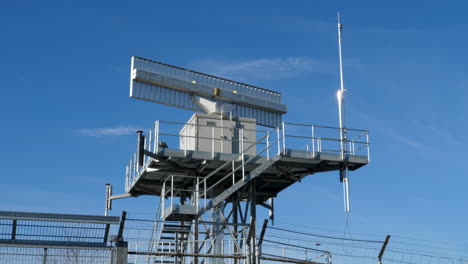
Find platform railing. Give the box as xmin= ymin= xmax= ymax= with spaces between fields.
xmin=161 ymin=175 xmax=205 ymax=218
xmin=126 ymin=151 xmax=139 ymax=192
xmin=283 ymin=122 xmax=370 ymax=158
xmin=125 ymin=121 xmax=370 ymax=192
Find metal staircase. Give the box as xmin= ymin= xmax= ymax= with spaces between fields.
xmin=210 ymin=156 xmax=281 ymax=209
xmin=152 ymin=221 xmax=192 ymax=264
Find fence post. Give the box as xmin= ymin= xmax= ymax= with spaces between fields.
xmin=42 ymin=248 xmax=47 ymax=264
xmin=114 ymin=242 xmax=128 ymax=264
xmin=378 ymin=235 xmax=391 ymax=264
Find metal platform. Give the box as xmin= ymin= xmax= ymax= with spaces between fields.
xmin=163 ymin=204 xmax=199 ymax=221
xmin=127 ymin=147 xmax=367 ymax=201
xmin=124 ymin=120 xmax=370 ymax=208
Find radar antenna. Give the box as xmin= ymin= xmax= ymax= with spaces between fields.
xmin=337 ymin=12 xmax=351 ymax=212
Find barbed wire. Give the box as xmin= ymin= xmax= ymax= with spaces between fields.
xmin=122 ymin=216 xmax=468 ymax=264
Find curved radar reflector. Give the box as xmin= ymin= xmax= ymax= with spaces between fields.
xmin=129 ymin=56 xmax=287 ymax=127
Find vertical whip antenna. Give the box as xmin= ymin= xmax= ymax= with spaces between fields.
xmin=337 ymin=12 xmax=350 ymax=212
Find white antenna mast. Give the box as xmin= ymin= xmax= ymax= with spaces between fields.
xmin=337 ymin=12 xmax=350 ymax=212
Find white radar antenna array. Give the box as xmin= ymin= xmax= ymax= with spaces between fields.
xmin=129 ymin=56 xmax=287 ymax=127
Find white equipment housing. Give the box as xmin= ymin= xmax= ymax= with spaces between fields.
xmin=179 ymin=113 xmax=256 ymax=155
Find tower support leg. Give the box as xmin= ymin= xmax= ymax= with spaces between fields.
xmin=249 ymin=182 xmax=257 ymax=264
xmin=194 ymin=218 xmax=199 ymax=264
xmin=233 ymin=193 xmax=239 ymax=264
xmin=211 ymin=206 xmax=224 ymax=264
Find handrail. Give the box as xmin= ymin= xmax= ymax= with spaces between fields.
xmin=285 ymin=122 xmax=368 ymax=132
xmin=203 ymin=136 xmax=281 ymax=195
xmin=350 ymin=131 xmax=368 ymax=141
xmin=146 ymin=200 xmax=163 ymax=263
xmin=162 ymin=175 xmax=205 ymax=216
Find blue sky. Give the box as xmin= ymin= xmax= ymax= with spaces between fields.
xmin=1 ymin=0 xmax=467 ymax=248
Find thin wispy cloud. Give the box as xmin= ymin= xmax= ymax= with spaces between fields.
xmin=240 ymin=16 xmax=335 ymax=34
xmin=193 ymin=57 xmax=332 ymax=82
xmin=79 ymin=127 xmax=142 ymax=136
xmin=429 ymin=119 xmax=464 ymax=147
xmin=352 ymin=108 xmax=436 ymax=155
xmin=388 ymin=131 xmax=429 ymax=151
